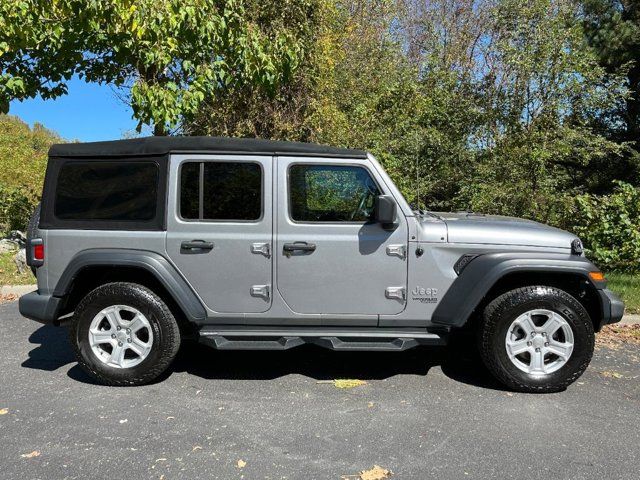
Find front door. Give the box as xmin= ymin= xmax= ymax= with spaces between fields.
xmin=276 ymin=157 xmax=408 ymax=316
xmin=166 ymin=155 xmax=272 ymax=314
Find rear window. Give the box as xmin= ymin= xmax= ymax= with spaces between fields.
xmin=54 ymin=162 xmax=158 ymax=221
xmin=180 ymin=161 xmax=262 ymax=221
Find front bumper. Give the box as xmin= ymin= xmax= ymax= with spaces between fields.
xmin=598 ymin=288 xmax=624 ymax=330
xmin=18 ymin=290 xmax=62 ymax=324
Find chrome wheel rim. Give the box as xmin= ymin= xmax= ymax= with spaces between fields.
xmin=505 ymin=309 xmax=574 ymax=376
xmin=88 ymin=305 xmax=154 ymax=369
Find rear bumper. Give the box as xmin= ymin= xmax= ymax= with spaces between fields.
xmin=598 ymin=288 xmax=624 ymax=330
xmin=18 ymin=291 xmax=62 ymax=324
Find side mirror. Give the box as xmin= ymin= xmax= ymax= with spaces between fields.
xmin=375 ymin=195 xmax=398 ymax=230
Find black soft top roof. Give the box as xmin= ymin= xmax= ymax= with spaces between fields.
xmin=48 ymin=136 xmax=367 ymax=159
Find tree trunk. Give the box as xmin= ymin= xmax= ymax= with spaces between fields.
xmin=153 ymin=122 xmax=167 ymax=136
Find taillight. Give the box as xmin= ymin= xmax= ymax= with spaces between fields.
xmin=34 ymin=243 xmax=44 ymax=261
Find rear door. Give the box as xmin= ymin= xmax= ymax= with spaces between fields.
xmin=166 ymin=154 xmax=273 ymax=314
xmin=275 ymin=157 xmax=408 ymax=316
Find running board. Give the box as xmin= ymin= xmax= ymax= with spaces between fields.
xmin=197 ymin=327 xmax=447 ymax=352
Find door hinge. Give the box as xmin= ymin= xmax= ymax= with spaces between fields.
xmin=385 ymin=286 xmax=406 ymax=300
xmin=386 ymin=244 xmax=406 ymax=260
xmin=250 ymin=285 xmax=270 ymax=299
xmin=251 ymin=242 xmax=271 ymax=258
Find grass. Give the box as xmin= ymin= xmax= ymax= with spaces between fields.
xmin=607 ymin=272 xmax=640 ymax=315
xmin=0 ymin=251 xmax=34 ymax=286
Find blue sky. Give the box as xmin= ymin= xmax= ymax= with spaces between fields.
xmin=8 ymin=76 xmax=141 ymax=142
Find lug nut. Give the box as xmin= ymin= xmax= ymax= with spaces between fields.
xmin=127 ymin=338 xmax=131 ymax=343
xmin=126 ymin=329 xmax=131 ymax=334
xmin=531 ymin=332 xmax=536 ymax=337
xmin=118 ymin=342 xmax=123 ymax=347
xmin=544 ymin=342 xmax=549 ymax=347
xmin=535 ymin=347 xmax=541 ymax=352
xmin=111 ymin=333 xmax=116 ymax=339
xmin=542 ymin=332 xmax=547 ymax=337
xmin=527 ymin=341 xmax=532 ymax=346
xmin=117 ymin=326 xmax=121 ymax=331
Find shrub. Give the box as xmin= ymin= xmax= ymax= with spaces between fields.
xmin=568 ymin=182 xmax=640 ymax=272
xmin=0 ymin=185 xmax=38 ymax=233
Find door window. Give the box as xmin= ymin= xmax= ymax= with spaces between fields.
xmin=289 ymin=164 xmax=380 ymax=222
xmin=180 ymin=161 xmax=262 ymax=221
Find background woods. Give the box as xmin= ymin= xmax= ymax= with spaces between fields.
xmin=1 ymin=0 xmax=639 ymax=272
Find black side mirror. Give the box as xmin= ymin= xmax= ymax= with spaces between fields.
xmin=375 ymin=195 xmax=398 ymax=230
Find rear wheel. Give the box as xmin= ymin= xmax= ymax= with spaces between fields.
xmin=478 ymin=286 xmax=594 ymax=393
xmin=69 ymin=282 xmax=180 ymax=386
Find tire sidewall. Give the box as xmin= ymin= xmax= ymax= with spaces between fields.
xmin=486 ymin=288 xmax=594 ymax=390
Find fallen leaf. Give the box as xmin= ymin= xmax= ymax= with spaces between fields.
xmin=119 ymin=419 xmax=128 ymax=424
xmin=21 ymin=451 xmax=40 ymax=459
xmin=600 ymin=370 xmax=623 ymax=379
xmin=192 ymin=446 xmax=202 ymax=452
xmin=333 ymin=379 xmax=368 ymax=389
xmin=596 ymin=324 xmax=640 ymax=349
xmin=354 ymin=465 xmax=392 ymax=480
xmin=237 ymin=459 xmax=247 ymax=469
xmin=155 ymin=458 xmax=167 ymax=463
xmin=367 ymin=402 xmax=374 ymax=408
xmin=0 ymin=408 xmax=8 ymax=415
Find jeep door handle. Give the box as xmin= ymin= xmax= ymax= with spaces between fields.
xmin=181 ymin=240 xmax=214 ymax=251
xmin=283 ymin=242 xmax=316 ymax=253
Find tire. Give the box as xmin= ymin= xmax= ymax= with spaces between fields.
xmin=26 ymin=203 xmax=41 ymax=277
xmin=478 ymin=286 xmax=594 ymax=393
xmin=69 ymin=282 xmax=181 ymax=386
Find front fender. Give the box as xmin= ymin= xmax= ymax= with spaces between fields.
xmin=431 ymin=252 xmax=607 ymax=328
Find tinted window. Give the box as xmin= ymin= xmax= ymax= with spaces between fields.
xmin=180 ymin=162 xmax=200 ymax=220
xmin=180 ymin=161 xmax=262 ymax=221
xmin=55 ymin=162 xmax=158 ymax=221
xmin=289 ymin=165 xmax=380 ymax=222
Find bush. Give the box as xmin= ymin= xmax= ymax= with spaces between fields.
xmin=0 ymin=185 xmax=38 ymax=234
xmin=568 ymin=182 xmax=640 ymax=272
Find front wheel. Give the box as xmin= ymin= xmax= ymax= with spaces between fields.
xmin=478 ymin=286 xmax=594 ymax=393
xmin=69 ymin=282 xmax=181 ymax=386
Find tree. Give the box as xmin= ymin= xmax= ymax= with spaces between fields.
xmin=0 ymin=0 xmax=308 ymax=134
xmin=582 ymin=0 xmax=640 ymax=190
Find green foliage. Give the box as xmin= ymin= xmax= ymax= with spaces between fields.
xmin=0 ymin=115 xmax=57 ymax=233
xmin=0 ymin=0 xmax=308 ymax=134
xmin=568 ymin=182 xmax=640 ymax=272
xmin=582 ymin=0 xmax=640 ymax=190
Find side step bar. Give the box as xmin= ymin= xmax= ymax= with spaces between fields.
xmin=198 ymin=327 xmax=447 ymax=352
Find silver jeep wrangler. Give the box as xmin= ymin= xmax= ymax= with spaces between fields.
xmin=19 ymin=137 xmax=624 ymax=391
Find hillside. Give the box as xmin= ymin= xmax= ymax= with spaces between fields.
xmin=0 ymin=114 xmax=61 ymax=193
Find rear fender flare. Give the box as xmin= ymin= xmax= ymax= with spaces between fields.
xmin=53 ymin=249 xmax=206 ymax=323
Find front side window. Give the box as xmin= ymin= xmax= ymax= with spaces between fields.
xmin=289 ymin=164 xmax=380 ymax=222
xmin=55 ymin=162 xmax=158 ymax=221
xmin=180 ymin=161 xmax=262 ymax=221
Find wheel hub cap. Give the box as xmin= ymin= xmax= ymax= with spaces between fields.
xmin=88 ymin=305 xmax=154 ymax=369
xmin=505 ymin=309 xmax=574 ymax=376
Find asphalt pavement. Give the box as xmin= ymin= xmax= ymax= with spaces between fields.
xmin=0 ymin=300 xmax=639 ymax=479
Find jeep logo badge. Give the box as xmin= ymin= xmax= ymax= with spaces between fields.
xmin=411 ymin=286 xmax=438 ymax=304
